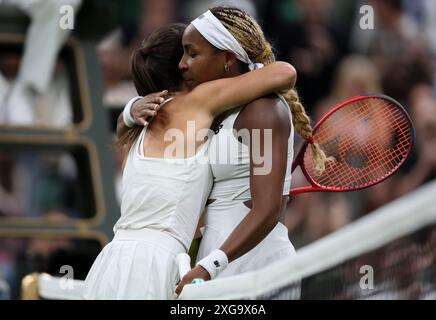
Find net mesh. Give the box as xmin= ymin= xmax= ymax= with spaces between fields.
xmin=305 ymin=97 xmax=414 ymax=190
xmin=179 ymin=180 xmax=436 ymax=300
xmin=301 ymin=226 xmax=436 ymax=299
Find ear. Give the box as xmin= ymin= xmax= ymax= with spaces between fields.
xmin=224 ymin=51 xmax=238 ymax=67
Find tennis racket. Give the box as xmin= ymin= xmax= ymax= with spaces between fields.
xmin=290 ymin=95 xmax=415 ymax=196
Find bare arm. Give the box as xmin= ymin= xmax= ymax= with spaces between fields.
xmin=185 ymin=62 xmax=296 ymax=117
xmin=218 ymin=97 xmax=290 ymax=262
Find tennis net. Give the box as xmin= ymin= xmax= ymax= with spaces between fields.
xmin=179 ymin=180 xmax=436 ymax=300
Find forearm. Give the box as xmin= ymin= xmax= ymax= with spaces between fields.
xmin=189 ymin=62 xmax=296 ymax=117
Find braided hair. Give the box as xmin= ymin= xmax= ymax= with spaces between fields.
xmin=210 ymin=6 xmax=332 ymax=173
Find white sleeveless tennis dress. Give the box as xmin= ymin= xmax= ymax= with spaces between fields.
xmin=197 ymin=95 xmax=296 ymax=277
xmin=83 ymin=124 xmax=212 ymax=300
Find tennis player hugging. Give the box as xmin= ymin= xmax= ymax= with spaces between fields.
xmin=83 ymin=7 xmax=318 ymax=300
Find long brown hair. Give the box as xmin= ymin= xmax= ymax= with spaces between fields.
xmin=210 ymin=7 xmax=333 ymax=174
xmin=117 ymin=23 xmax=186 ymax=154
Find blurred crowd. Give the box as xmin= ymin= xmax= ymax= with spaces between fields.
xmin=0 ymin=151 xmax=80 ymax=219
xmin=0 ymin=0 xmax=436 ymax=298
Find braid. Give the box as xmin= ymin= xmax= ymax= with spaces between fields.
xmin=211 ymin=6 xmax=333 ymax=174
xmin=282 ymin=89 xmax=334 ymax=173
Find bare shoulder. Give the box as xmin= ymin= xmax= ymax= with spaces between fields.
xmin=235 ymin=94 xmax=291 ymax=133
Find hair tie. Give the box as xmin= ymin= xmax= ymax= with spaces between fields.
xmin=307 ymin=136 xmax=315 ymax=144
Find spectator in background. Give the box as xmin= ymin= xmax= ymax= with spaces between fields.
xmin=31 ymin=153 xmax=78 ymax=218
xmin=0 ymin=237 xmax=25 ymax=299
xmin=0 ymin=151 xmax=78 ymax=219
xmin=314 ymin=55 xmax=382 ymax=121
xmin=380 ymin=37 xmax=434 ymax=105
xmin=351 ymin=0 xmax=435 ymax=104
xmin=0 ymin=154 xmax=24 ymax=217
xmin=99 ymin=0 xmax=180 ymax=106
xmin=0 ymin=51 xmax=74 ymax=128
xmin=401 ymin=0 xmax=436 ymax=57
xmin=396 ymin=84 xmax=436 ymax=196
xmin=180 ymin=0 xmax=257 ymax=21
xmin=261 ymin=0 xmax=349 ymax=113
xmin=25 ymin=212 xmax=73 ymax=266
xmin=351 ymin=0 xmax=419 ymax=62
xmin=421 ymin=0 xmax=436 ymax=59
xmin=360 ymin=174 xmax=399 ymax=214
xmin=285 ymin=192 xmax=351 ymax=248
xmin=0 ymin=0 xmax=82 ymax=126
xmin=0 ymin=273 xmax=10 ymax=300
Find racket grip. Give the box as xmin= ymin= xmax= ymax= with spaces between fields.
xmin=176 ymin=253 xmax=191 ymax=280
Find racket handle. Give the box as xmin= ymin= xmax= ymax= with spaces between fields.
xmin=176 ymin=253 xmax=191 ymax=280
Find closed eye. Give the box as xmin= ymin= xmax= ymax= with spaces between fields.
xmin=183 ymin=44 xmax=198 ymax=59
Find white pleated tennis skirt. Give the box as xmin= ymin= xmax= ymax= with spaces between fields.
xmin=82 ymin=228 xmax=185 ymax=300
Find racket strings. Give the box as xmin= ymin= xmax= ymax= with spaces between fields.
xmin=336 ymin=104 xmax=409 ymax=184
xmin=322 ymin=102 xmax=410 ymax=187
xmin=304 ymin=98 xmax=412 ymax=189
xmin=321 ymin=113 xmax=409 ymax=187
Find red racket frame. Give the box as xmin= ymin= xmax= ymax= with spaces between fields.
xmin=290 ymin=94 xmax=415 ymax=196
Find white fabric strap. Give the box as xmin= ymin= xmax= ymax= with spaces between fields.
xmin=196 ymin=249 xmax=229 ymax=279
xmin=191 ymin=10 xmax=264 ymax=71
xmin=123 ymin=96 xmax=142 ymax=128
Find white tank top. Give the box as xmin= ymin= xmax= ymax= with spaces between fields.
xmin=208 ymin=95 xmax=294 ymax=200
xmin=114 ymin=127 xmax=213 ymax=251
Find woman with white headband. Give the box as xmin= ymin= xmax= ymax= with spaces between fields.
xmin=83 ymin=22 xmax=296 ymax=299
xmin=172 ymin=7 xmax=329 ymax=296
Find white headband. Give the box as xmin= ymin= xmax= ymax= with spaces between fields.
xmin=191 ymin=10 xmax=263 ymax=71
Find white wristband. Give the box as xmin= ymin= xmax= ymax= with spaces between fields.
xmin=123 ymin=96 xmax=143 ymax=128
xmin=196 ymin=249 xmax=228 ymax=280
